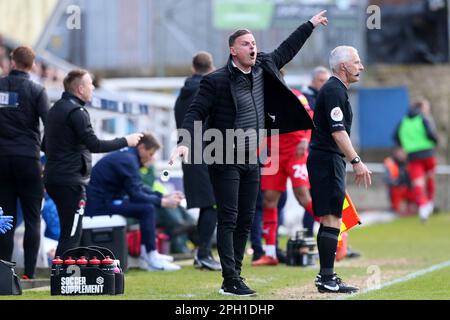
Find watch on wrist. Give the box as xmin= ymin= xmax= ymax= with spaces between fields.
xmin=350 ymin=156 xmax=361 ymax=165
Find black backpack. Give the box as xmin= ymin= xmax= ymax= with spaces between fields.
xmin=0 ymin=260 xmax=22 ymax=295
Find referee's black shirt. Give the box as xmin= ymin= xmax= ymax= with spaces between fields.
xmin=309 ymin=76 xmax=352 ymax=157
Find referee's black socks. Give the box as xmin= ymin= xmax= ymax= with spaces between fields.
xmin=318 ymin=226 xmax=340 ymax=281
xmin=316 ymin=224 xmax=324 ymax=248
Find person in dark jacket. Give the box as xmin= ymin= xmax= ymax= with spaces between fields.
xmin=174 ymin=51 xmax=221 ymax=271
xmin=0 ymin=46 xmax=50 ymax=279
xmin=170 ymin=11 xmax=328 ymax=296
xmin=43 ymin=69 xmax=143 ymax=257
xmin=302 ymin=66 xmax=331 ymax=111
xmin=86 ymin=133 xmax=183 ymax=271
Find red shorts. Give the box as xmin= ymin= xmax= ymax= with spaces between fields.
xmin=407 ymin=157 xmax=436 ymax=181
xmin=390 ymin=185 xmax=415 ymax=212
xmin=261 ymin=153 xmax=309 ymax=192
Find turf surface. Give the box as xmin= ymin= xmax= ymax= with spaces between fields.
xmin=2 ymin=213 xmax=450 ymax=300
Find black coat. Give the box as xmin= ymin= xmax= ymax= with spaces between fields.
xmin=181 ymin=21 xmax=315 ymax=140
xmin=43 ymin=92 xmax=128 ymax=186
xmin=0 ymin=70 xmax=49 ymax=159
xmin=174 ymin=75 xmax=215 ymax=209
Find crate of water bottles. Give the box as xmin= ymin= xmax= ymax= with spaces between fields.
xmin=50 ymin=246 xmax=124 ymax=296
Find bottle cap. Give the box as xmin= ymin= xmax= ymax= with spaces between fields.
xmin=76 ymin=256 xmax=88 ymax=265
xmin=88 ymin=256 xmax=101 ymax=266
xmin=64 ymin=257 xmax=76 ymax=265
xmin=101 ymin=256 xmax=114 ymax=265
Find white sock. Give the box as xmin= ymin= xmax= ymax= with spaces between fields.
xmin=419 ymin=205 xmax=430 ymax=220
xmin=264 ymin=245 xmax=276 ymax=258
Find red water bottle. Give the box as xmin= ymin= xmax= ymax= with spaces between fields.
xmin=62 ymin=256 xmax=76 ymax=275
xmin=101 ymin=256 xmax=114 ymax=274
xmin=51 ymin=256 xmax=64 ymax=276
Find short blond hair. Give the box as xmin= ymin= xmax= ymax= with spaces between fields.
xmin=63 ymin=69 xmax=89 ymax=93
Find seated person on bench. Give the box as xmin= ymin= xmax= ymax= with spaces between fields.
xmin=86 ymin=133 xmax=183 ymax=271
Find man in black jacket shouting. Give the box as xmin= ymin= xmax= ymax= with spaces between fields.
xmin=44 ymin=69 xmax=143 ymax=257
xmin=170 ymin=11 xmax=328 ymax=296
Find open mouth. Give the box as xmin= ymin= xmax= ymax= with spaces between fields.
xmin=250 ymin=52 xmax=256 ymax=58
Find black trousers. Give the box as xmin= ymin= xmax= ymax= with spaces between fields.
xmin=46 ymin=184 xmax=86 ymax=257
xmin=0 ymin=156 xmax=44 ymax=278
xmin=197 ymin=206 xmax=218 ymax=258
xmin=208 ymin=164 xmax=260 ymax=280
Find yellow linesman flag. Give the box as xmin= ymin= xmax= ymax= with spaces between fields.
xmin=340 ymin=192 xmax=361 ymax=234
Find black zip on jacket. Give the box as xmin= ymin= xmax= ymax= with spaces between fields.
xmin=0 ymin=70 xmax=50 ymax=159
xmin=181 ymin=21 xmax=315 ymax=150
xmin=43 ymin=92 xmax=128 ymax=186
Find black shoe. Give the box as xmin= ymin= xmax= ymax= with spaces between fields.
xmin=194 ymin=255 xmax=222 ymax=271
xmin=315 ymin=273 xmax=343 ymax=287
xmin=315 ymin=273 xmax=337 ymax=287
xmin=219 ymin=278 xmax=257 ymax=296
xmin=346 ymin=247 xmax=361 ymax=259
xmin=315 ymin=274 xmax=323 ymax=288
xmin=316 ymin=274 xmax=358 ymax=294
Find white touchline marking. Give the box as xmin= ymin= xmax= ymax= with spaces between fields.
xmin=336 ymin=259 xmax=450 ymax=300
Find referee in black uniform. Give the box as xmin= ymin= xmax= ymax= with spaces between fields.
xmin=0 ymin=46 xmax=50 ymax=279
xmin=307 ymin=46 xmax=371 ymax=294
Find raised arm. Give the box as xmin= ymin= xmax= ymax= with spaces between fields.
xmin=270 ymin=10 xmax=328 ymax=69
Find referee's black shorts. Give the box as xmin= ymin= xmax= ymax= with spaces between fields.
xmin=307 ymin=149 xmax=346 ymax=218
